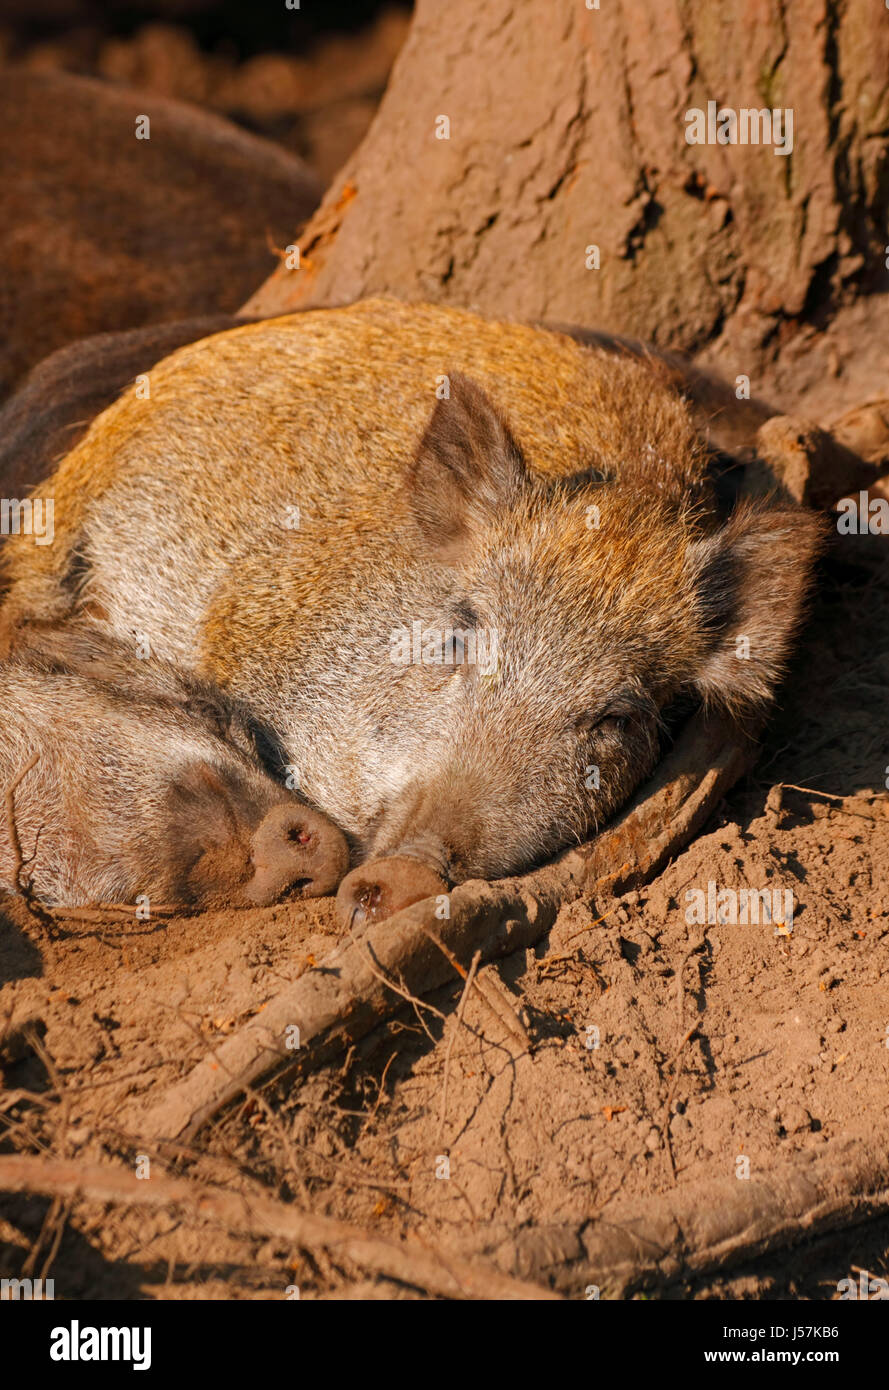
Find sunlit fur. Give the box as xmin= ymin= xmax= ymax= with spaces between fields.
xmin=0 ymin=299 xmax=822 ymax=890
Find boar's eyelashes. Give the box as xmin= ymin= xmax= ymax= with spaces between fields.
xmin=576 ymin=712 xmax=626 ymax=736
xmin=572 ymin=690 xmax=657 ymax=737
xmin=406 ymin=372 xmax=527 ymax=557
xmin=685 ymin=500 xmax=824 ymax=720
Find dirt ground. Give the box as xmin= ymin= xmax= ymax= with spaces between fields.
xmin=1 ymin=514 xmax=887 ymax=1300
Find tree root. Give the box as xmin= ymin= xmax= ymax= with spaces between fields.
xmin=0 ymin=1154 xmax=559 ymax=1301
xmin=135 ymin=711 xmax=755 ymax=1143
xmin=579 ymin=1130 xmax=889 ymax=1297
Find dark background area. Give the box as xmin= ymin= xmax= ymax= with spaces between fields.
xmin=0 ymin=0 xmax=413 ymax=184
xmin=0 ymin=0 xmax=411 ymax=55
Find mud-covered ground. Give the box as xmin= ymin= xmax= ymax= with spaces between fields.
xmin=1 ymin=520 xmax=887 ymax=1300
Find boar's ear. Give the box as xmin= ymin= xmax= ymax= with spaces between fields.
xmin=685 ymin=501 xmax=824 ymax=720
xmin=406 ymin=373 xmax=528 ymax=555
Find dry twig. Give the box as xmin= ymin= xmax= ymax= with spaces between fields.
xmin=4 ymin=754 xmax=56 ymax=945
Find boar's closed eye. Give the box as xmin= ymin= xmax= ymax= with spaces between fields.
xmin=573 ymin=710 xmax=626 ymax=736
xmin=573 ymin=690 xmax=657 ymax=736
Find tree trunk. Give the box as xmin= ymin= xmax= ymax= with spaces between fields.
xmin=244 ymin=0 xmax=889 ymax=408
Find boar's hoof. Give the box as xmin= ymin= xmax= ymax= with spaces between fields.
xmin=244 ymin=804 xmax=350 ymax=905
xmin=336 ymin=856 xmax=448 ymax=927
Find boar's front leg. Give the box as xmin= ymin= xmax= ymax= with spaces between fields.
xmin=336 ymin=854 xmax=449 ymax=928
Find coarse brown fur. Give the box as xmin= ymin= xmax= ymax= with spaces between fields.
xmin=0 ymin=299 xmax=822 ymax=904
xmin=0 ymin=70 xmax=319 ymax=400
xmin=0 ymin=625 xmax=347 ymax=908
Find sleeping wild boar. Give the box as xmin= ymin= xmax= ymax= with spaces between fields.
xmin=0 ymin=299 xmax=821 ymax=921
xmin=0 ymin=625 xmax=347 ymax=909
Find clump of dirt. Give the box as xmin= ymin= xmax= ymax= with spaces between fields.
xmin=1 ymin=531 xmax=887 ymax=1300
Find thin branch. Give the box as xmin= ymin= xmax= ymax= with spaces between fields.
xmin=4 ymin=753 xmax=56 ymax=944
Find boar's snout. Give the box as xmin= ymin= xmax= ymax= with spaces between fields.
xmin=335 ymin=856 xmax=448 ymax=927
xmin=242 ymin=802 xmax=351 ymax=906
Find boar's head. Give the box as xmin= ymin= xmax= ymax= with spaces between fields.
xmin=337 ymin=373 xmax=822 ymax=923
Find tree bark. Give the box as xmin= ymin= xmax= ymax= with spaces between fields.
xmin=245 ymin=0 xmax=889 ymax=382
